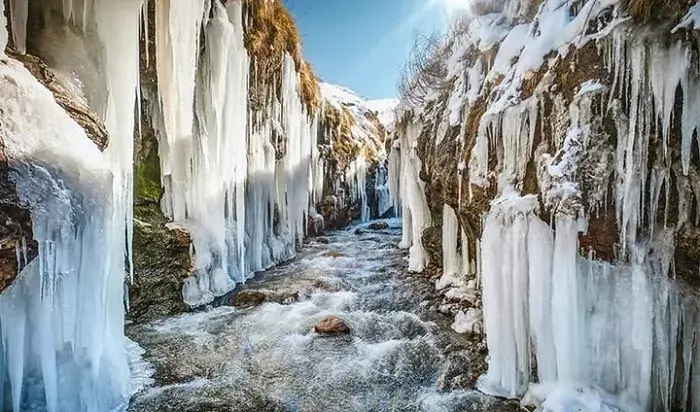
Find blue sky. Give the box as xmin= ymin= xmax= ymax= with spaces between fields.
xmin=285 ymin=0 xmax=451 ymax=99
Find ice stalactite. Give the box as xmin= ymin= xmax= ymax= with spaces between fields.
xmin=478 ymin=189 xmax=543 ymax=398
xmin=0 ymin=0 xmax=7 ymax=53
xmin=374 ymin=161 xmax=392 ymax=217
xmin=0 ymin=0 xmax=146 ymax=409
xmin=436 ymin=204 xmax=464 ymax=290
xmin=154 ymin=0 xmax=207 ymax=221
xmin=181 ymin=0 xmax=250 ymax=306
xmin=278 ymin=54 xmax=317 ymax=257
xmin=388 ymin=139 xmax=402 ymax=215
xmin=347 ymin=154 xmax=369 ymax=222
xmin=390 ymin=121 xmax=431 ymax=272
xmin=478 ymin=190 xmax=700 ymax=410
xmin=0 ymin=55 xmax=130 ymax=412
xmin=152 ymin=0 xmax=319 ymax=305
xmin=9 ymin=0 xmax=28 ymax=54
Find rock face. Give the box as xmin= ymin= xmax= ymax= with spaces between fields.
xmin=314 ymin=315 xmax=351 ymax=336
xmin=391 ymin=0 xmax=700 ymax=409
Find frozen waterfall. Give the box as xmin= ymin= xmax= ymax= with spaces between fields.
xmin=0 ymin=0 xmax=144 ymax=410
xmin=154 ymin=1 xmax=320 ymax=306
xmin=477 ymin=190 xmax=700 ymax=411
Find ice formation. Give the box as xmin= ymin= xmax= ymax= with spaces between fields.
xmin=478 ymin=191 xmax=699 ymax=410
xmin=393 ymin=0 xmax=700 ymax=410
xmin=0 ymin=45 xmax=130 ymax=412
xmin=147 ymin=1 xmax=326 ymax=306
xmin=391 ymin=121 xmax=432 ymax=272
xmin=0 ymin=0 xmax=150 ymax=409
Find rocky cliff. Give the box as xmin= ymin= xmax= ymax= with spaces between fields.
xmin=391 ymin=0 xmax=700 ymax=409
xmin=0 ymin=0 xmax=395 ymax=409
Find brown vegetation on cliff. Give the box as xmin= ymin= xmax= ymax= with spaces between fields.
xmin=626 ymin=0 xmax=691 ymax=23
xmin=243 ymin=0 xmax=320 ymax=113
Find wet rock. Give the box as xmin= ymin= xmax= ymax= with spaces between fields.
xmin=231 ymin=290 xmax=267 ymax=308
xmin=324 ymin=249 xmax=344 ymax=258
xmin=354 ymin=227 xmax=365 ymax=235
xmin=230 ymin=289 xmax=300 ymax=308
xmin=367 ymin=221 xmax=389 ymax=230
xmin=316 ymin=236 xmax=330 ymax=244
xmin=314 ymin=315 xmax=351 ymax=336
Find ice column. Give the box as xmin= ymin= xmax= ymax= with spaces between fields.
xmin=395 ymin=121 xmax=432 ymax=271
xmin=478 ymin=191 xmax=542 ymax=398
xmin=437 ymin=204 xmax=464 ymax=290
xmin=181 ymin=0 xmax=250 ymax=306
xmin=0 ymin=55 xmax=130 ymax=412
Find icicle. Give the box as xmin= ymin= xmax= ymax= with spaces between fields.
xmin=0 ymin=48 xmax=133 ymax=410
xmin=0 ymin=0 xmax=7 ymax=55
xmin=395 ymin=121 xmax=432 ymax=271
xmin=436 ymin=204 xmax=462 ymax=290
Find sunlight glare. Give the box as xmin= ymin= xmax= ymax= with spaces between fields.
xmin=442 ymin=0 xmax=472 ymax=14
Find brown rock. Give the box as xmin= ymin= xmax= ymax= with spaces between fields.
xmin=231 ymin=290 xmax=267 ymax=308
xmin=314 ymin=315 xmax=351 ymax=336
xmin=367 ymin=221 xmax=389 ymax=230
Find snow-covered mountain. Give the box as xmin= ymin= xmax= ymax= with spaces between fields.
xmin=320 ymin=82 xmax=398 ymax=133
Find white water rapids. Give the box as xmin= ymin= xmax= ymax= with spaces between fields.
xmin=127 ymin=220 xmax=514 ymax=412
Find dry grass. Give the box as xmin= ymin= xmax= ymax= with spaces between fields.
xmin=626 ymin=0 xmax=691 ymax=23
xmin=243 ymin=0 xmax=320 ymax=113
xmin=299 ymin=61 xmax=321 ymax=113
xmin=322 ymin=102 xmax=361 ymax=170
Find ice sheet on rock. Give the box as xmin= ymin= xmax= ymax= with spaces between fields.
xmin=0 ymin=55 xmax=130 ymax=412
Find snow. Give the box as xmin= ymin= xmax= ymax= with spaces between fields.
xmin=451 ymin=308 xmax=481 ymax=334
xmin=366 ymin=98 xmax=400 ymax=130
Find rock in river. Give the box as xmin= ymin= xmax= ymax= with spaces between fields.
xmin=314 ymin=315 xmax=351 ymax=336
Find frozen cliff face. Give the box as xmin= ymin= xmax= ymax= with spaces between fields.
xmin=0 ymin=0 xmax=145 ymax=410
xmin=391 ymin=0 xmax=700 ymax=409
xmin=0 ymin=49 xmax=128 ymax=412
xmin=150 ymin=0 xmax=325 ymax=306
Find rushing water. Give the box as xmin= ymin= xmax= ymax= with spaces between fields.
xmin=127 ymin=220 xmax=514 ymax=412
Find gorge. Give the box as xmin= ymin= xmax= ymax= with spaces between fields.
xmin=0 ymin=0 xmax=699 ymax=411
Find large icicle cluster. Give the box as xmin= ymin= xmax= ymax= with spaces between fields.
xmin=391 ymin=0 xmax=700 ymax=410
xmin=0 ymin=0 xmax=144 ymax=409
xmin=391 ymin=120 xmax=432 ymax=272
xmin=152 ymin=1 xmax=322 ymax=306
xmin=479 ymin=191 xmax=700 ymax=411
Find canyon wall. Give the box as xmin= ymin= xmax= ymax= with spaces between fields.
xmin=390 ymin=0 xmax=700 ymax=410
xmin=0 ymin=0 xmax=390 ymax=409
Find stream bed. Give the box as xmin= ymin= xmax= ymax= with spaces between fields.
xmin=127 ymin=220 xmax=516 ymax=412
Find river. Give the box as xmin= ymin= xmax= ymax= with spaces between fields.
xmin=127 ymin=220 xmax=516 ymax=412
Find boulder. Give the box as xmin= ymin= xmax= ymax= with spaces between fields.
xmin=314 ymin=315 xmax=351 ymax=336
xmin=231 ymin=290 xmax=267 ymax=308
xmin=367 ymin=221 xmax=389 ymax=231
